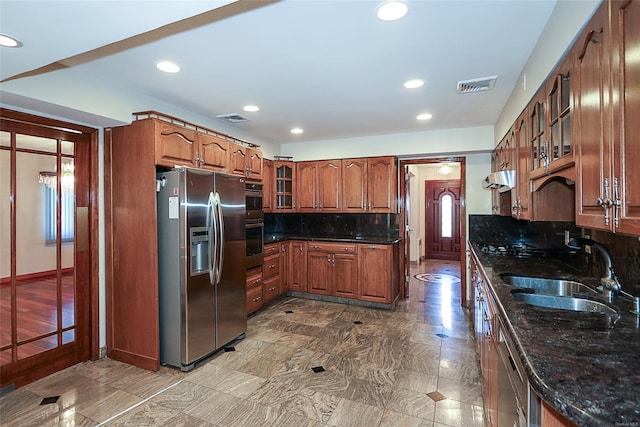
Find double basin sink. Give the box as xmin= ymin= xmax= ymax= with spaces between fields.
xmin=501 ymin=274 xmax=620 ymax=319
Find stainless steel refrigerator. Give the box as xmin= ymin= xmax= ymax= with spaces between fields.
xmin=156 ymin=167 xmax=246 ymax=371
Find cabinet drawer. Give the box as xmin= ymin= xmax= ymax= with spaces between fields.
xmin=264 ymin=243 xmax=280 ymax=256
xmin=263 ymin=255 xmax=281 ymax=279
xmin=247 ymin=285 xmax=263 ymax=314
xmin=246 ymin=266 xmax=263 ymax=289
xmin=307 ymin=242 xmax=357 ymax=253
xmin=263 ymin=275 xmax=281 ymax=304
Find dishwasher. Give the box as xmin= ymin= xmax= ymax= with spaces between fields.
xmin=497 ymin=316 xmax=528 ymax=427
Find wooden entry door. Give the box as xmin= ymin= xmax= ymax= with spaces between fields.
xmin=426 ymin=180 xmax=461 ymax=260
xmin=0 ymin=110 xmax=96 ymax=389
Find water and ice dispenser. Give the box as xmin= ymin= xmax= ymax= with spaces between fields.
xmin=189 ymin=226 xmax=210 ymax=275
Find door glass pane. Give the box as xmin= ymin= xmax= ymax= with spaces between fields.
xmin=0 ymin=149 xmax=11 ymax=363
xmin=562 ymin=116 xmax=571 ymax=156
xmin=15 ymin=151 xmax=59 ymax=356
xmin=61 ymin=140 xmax=74 ymax=155
xmin=16 ymin=134 xmax=56 ymax=153
xmin=0 ymin=130 xmax=9 ymax=147
xmin=441 ymin=194 xmax=452 ymax=238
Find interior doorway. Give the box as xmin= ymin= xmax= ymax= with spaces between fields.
xmin=399 ymin=158 xmax=467 ymax=306
xmin=0 ymin=109 xmax=99 ymax=390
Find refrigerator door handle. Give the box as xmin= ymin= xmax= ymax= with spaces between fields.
xmin=213 ymin=191 xmax=224 ymax=285
xmin=207 ymin=191 xmax=217 ymax=285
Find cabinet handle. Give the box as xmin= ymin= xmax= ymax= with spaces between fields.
xmin=253 ymin=279 xmax=261 ymax=284
xmin=312 ymin=245 xmax=321 ymax=249
xmin=597 ymin=177 xmax=614 ymax=226
xmin=252 ymin=296 xmax=262 ymax=302
xmin=269 ymin=264 xmax=277 ymax=269
xmin=269 ymin=287 xmax=277 ymax=291
xmin=613 ymin=177 xmax=621 ymax=228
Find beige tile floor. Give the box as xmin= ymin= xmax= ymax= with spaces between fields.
xmin=0 ymin=260 xmax=485 ymax=427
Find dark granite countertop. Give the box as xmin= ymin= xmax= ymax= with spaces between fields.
xmin=470 ymin=244 xmax=640 ymax=426
xmin=264 ymin=233 xmax=401 ymax=245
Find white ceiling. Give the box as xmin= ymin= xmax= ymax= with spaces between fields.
xmin=0 ymin=0 xmax=561 ymax=146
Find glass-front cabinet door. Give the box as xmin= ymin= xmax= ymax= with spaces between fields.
xmin=274 ymin=161 xmax=295 ymax=211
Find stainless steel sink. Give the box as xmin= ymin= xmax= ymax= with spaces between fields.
xmin=512 ymin=293 xmax=619 ymax=317
xmin=500 ymin=274 xmax=597 ymax=296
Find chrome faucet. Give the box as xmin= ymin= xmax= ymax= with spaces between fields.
xmin=566 ymin=238 xmax=623 ymax=302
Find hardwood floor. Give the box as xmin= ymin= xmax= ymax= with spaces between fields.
xmin=0 ymin=272 xmax=75 ymax=364
xmin=1 ymin=260 xmax=484 ymax=426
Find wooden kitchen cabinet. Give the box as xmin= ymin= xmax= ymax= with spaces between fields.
xmin=574 ymin=0 xmax=640 ymax=235
xmin=357 ymin=244 xmax=398 ymax=303
xmin=263 ymin=243 xmax=282 ymax=304
xmin=197 ymin=132 xmax=230 ymax=172
xmin=154 ymin=120 xmax=198 ymax=168
xmin=262 ymin=159 xmax=273 ymax=212
xmin=246 ymin=266 xmax=263 ymax=315
xmin=512 ymin=112 xmax=531 ymax=220
xmin=230 ymin=143 xmax=263 ymax=181
xmin=280 ymin=242 xmax=289 ymax=295
xmin=296 ymin=160 xmax=342 ymax=212
xmin=274 ymin=161 xmax=296 ymax=211
xmin=288 ymin=241 xmax=307 ymax=292
xmin=470 ymin=250 xmax=498 ymax=426
xmin=342 ymin=156 xmax=397 ymax=213
xmin=490 ymin=133 xmax=514 ymax=216
xmin=307 ymin=242 xmax=357 ymax=297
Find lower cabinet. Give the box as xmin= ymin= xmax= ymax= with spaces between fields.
xmin=249 ymin=240 xmax=399 ymax=313
xmin=263 ymin=243 xmax=282 ymax=304
xmin=307 ymin=242 xmax=357 ymax=297
xmin=288 ymin=241 xmax=307 ymax=292
xmin=246 ymin=266 xmax=263 ymax=314
xmin=358 ymin=244 xmax=396 ymax=303
xmin=471 ymin=250 xmax=499 ymax=426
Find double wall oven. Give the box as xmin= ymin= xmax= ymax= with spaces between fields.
xmin=245 ymin=183 xmax=264 ymax=269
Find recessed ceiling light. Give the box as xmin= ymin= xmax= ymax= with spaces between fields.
xmin=290 ymin=128 xmax=304 ymax=134
xmin=243 ymin=105 xmax=259 ymax=112
xmin=417 ymin=113 xmax=433 ymax=121
xmin=156 ymin=61 xmax=180 ymax=73
xmin=0 ymin=34 xmax=22 ymax=48
xmin=404 ymin=79 xmax=424 ymax=89
xmin=377 ymin=1 xmax=408 ymax=21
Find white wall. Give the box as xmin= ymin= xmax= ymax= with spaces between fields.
xmin=494 ymin=0 xmax=601 ymax=142
xmin=280 ymin=125 xmax=494 ymax=161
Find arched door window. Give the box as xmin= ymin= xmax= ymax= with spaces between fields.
xmin=441 ymin=194 xmax=453 ymax=238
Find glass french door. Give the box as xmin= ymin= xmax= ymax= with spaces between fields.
xmin=0 ymin=112 xmax=92 ymax=388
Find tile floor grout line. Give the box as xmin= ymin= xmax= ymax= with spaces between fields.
xmin=93 ymin=378 xmax=185 ymax=427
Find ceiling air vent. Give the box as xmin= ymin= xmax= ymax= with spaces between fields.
xmin=457 ymin=76 xmax=498 ymax=94
xmin=216 ymin=113 xmax=249 ymax=123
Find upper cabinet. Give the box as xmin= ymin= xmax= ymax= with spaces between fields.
xmin=576 ymin=0 xmax=640 ymax=235
xmin=197 ymin=132 xmax=230 ymax=172
xmin=133 ymin=111 xmax=262 ymax=178
xmin=274 ymin=160 xmax=296 ymax=211
xmin=154 ymin=120 xmax=198 ymax=168
xmin=491 ymin=132 xmax=514 ymax=216
xmin=230 ymin=143 xmax=263 ymax=181
xmin=262 ymin=159 xmax=273 ymax=213
xmin=529 ymin=53 xmax=574 ymax=181
xmin=513 ymin=111 xmax=531 ymax=220
xmin=343 ymin=156 xmax=397 ymax=213
xmin=296 ymin=160 xmax=342 ymax=212
xmin=611 ymin=0 xmax=640 ymax=235
xmin=546 ymin=53 xmax=574 ymax=172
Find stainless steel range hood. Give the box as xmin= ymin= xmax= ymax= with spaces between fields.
xmin=482 ymin=170 xmax=516 ymax=193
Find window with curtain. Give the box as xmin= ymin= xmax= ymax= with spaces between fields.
xmin=45 ymin=186 xmax=74 ymax=244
